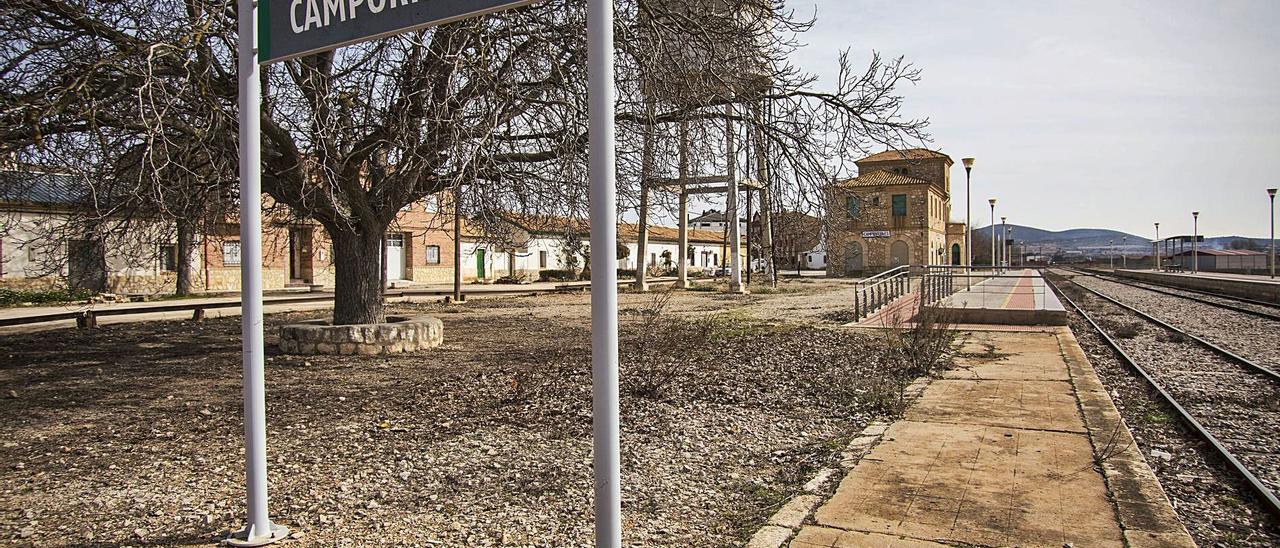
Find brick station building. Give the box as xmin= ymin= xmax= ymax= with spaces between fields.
xmin=826 ymin=149 xmax=967 ymax=275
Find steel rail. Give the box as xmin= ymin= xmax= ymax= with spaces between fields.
xmin=1046 ymin=274 xmax=1280 ymax=519
xmin=1054 ymin=270 xmax=1280 ymax=382
xmin=1072 ymin=268 xmax=1280 ymax=322
xmin=1083 ymin=268 xmax=1280 ymax=310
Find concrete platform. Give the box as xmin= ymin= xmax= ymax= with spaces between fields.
xmin=928 ymin=269 xmax=1067 ymax=326
xmin=793 ymin=329 xmax=1194 ymax=548
xmin=1113 ymin=269 xmax=1280 ymax=303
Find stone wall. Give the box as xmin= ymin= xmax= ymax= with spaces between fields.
xmin=278 ymin=315 xmax=445 ymax=355
xmin=827 ymin=182 xmax=948 ymax=276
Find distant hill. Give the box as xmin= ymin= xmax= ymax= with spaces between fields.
xmin=971 ymin=225 xmax=1271 ymax=252
xmin=972 ymin=224 xmax=1147 ymax=251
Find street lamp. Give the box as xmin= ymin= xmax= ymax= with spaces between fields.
xmin=1154 ymin=222 xmax=1160 ymax=271
xmin=1001 ymin=216 xmax=1008 ymax=270
xmin=989 ymin=198 xmax=997 ymax=270
xmin=1109 ymin=239 xmax=1115 ymax=270
xmin=1192 ymin=211 xmax=1200 ymax=274
xmin=962 ymin=157 xmax=974 ymax=274
xmin=1269 ymin=189 xmax=1277 ymax=279
xmin=1122 ymin=236 xmax=1128 ymax=269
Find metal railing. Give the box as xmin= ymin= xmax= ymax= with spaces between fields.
xmin=919 ymin=266 xmax=1051 ymax=310
xmin=852 ymin=265 xmax=911 ymax=321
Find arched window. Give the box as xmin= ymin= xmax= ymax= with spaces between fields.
xmin=951 ymin=243 xmax=962 ymax=265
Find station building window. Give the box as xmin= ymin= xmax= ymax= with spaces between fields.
xmin=425 ymin=245 xmax=441 ymax=264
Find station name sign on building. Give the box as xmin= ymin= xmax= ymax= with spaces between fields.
xmin=258 ymin=0 xmax=537 ymax=63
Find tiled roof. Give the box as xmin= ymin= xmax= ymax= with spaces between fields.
xmin=0 ymin=169 xmax=95 ymax=206
xmin=465 ymin=212 xmax=742 ymax=246
xmin=857 ymin=148 xmax=952 ymax=164
xmin=618 ymin=223 xmax=740 ymax=245
xmin=833 ymin=169 xmax=931 ymax=188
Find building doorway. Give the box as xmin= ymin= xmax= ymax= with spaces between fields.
xmin=67 ymin=239 xmax=107 ymax=292
xmin=288 ymin=227 xmax=313 ymax=283
xmin=951 ymin=243 xmax=961 ymax=266
xmin=385 ymin=233 xmax=406 ymax=280
xmin=476 ymin=248 xmax=486 ymax=279
xmin=845 ymin=242 xmax=863 ymax=271
xmin=890 ymin=240 xmax=910 ymax=267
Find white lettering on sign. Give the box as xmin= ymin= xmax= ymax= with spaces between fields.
xmin=290 ymin=0 xmax=420 ymax=33
xmin=861 ymin=231 xmax=892 ymax=238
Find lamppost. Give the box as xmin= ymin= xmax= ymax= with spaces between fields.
xmin=1154 ymin=223 xmax=1160 ymax=271
xmin=989 ymin=199 xmax=997 ymax=270
xmin=963 ymin=157 xmax=975 ymax=274
xmin=1109 ymin=239 xmax=1115 ymax=269
xmin=1122 ymin=236 xmax=1128 ymax=269
xmin=1000 ymin=216 xmax=1008 ymax=270
xmin=1269 ymin=188 xmax=1277 ymax=279
xmin=1192 ymin=211 xmax=1200 ymax=274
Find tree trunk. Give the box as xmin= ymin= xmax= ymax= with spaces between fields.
xmin=175 ymin=220 xmax=197 ymax=296
xmin=331 ymin=228 xmax=386 ymax=325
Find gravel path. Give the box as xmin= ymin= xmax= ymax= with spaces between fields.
xmin=1069 ymin=272 xmax=1280 ymax=373
xmin=0 ymin=280 xmax=935 ymax=546
xmin=1050 ymin=272 xmax=1280 ymax=546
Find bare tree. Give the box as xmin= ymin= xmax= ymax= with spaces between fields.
xmin=2 ymin=0 xmax=929 ymax=322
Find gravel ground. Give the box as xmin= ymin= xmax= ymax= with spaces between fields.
xmin=1069 ymin=272 xmax=1280 ymax=372
xmin=1050 ymin=272 xmax=1280 ymax=546
xmin=0 ymin=279 xmax=935 ymax=546
xmin=1106 ymin=275 xmax=1280 ymax=319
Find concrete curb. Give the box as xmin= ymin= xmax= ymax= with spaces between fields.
xmin=1056 ymin=327 xmax=1197 ymax=548
xmin=746 ymin=378 xmax=931 ymax=548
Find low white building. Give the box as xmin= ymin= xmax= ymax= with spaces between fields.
xmin=461 ymin=215 xmax=744 ymax=282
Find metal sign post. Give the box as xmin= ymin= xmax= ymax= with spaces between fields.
xmin=587 ymin=0 xmax=621 ymax=544
xmin=230 ymin=0 xmax=288 ymax=545
xmin=238 ymin=1 xmax=582 ymax=546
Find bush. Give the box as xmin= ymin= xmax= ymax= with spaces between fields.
xmin=620 ymin=290 xmax=712 ymax=399
xmin=538 ymin=269 xmax=579 ymax=282
xmin=0 ymin=287 xmax=94 ymax=306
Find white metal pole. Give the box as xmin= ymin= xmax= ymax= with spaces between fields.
xmin=1192 ymin=212 xmax=1199 ymax=274
xmin=231 ymin=1 xmax=287 ymax=545
xmin=587 ymin=0 xmax=621 ymax=545
xmin=1154 ymin=223 xmax=1159 ymax=271
xmin=727 ymin=103 xmax=745 ymax=293
xmin=1269 ymin=189 xmax=1276 ymax=279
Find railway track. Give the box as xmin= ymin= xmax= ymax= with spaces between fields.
xmin=1073 ymin=268 xmax=1280 ymax=322
xmin=1045 ymin=271 xmax=1280 ymax=520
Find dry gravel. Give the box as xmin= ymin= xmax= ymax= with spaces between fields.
xmin=1070 ymin=273 xmax=1280 ymax=372
xmin=0 ymin=279 xmax=929 ymax=546
xmin=1051 ymin=272 xmax=1280 ymax=546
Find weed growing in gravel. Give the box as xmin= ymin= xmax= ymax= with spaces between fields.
xmin=621 ymin=290 xmax=713 ymax=399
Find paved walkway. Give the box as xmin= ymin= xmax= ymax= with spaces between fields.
xmin=789 ymin=328 xmax=1194 ymax=547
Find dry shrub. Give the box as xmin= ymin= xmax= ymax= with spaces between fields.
xmin=825 ymin=293 xmax=957 ymax=416
xmin=621 ymin=289 xmax=713 ymax=399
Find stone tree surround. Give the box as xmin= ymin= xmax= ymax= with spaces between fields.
xmin=278 ymin=315 xmax=444 ymax=355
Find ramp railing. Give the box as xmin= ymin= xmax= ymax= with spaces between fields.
xmin=852 ymin=265 xmax=911 ymax=321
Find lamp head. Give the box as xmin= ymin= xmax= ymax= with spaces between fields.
xmin=1001 ymin=216 xmax=1007 ymax=223
xmin=989 ymin=198 xmax=997 ymax=206
xmin=1269 ymin=188 xmax=1277 ymax=198
xmin=962 ymin=157 xmax=975 ymax=170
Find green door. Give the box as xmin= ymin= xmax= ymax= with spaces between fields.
xmin=476 ymin=249 xmax=486 ymax=278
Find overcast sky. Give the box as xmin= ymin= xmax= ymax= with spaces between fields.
xmin=785 ymin=0 xmax=1279 ymax=239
